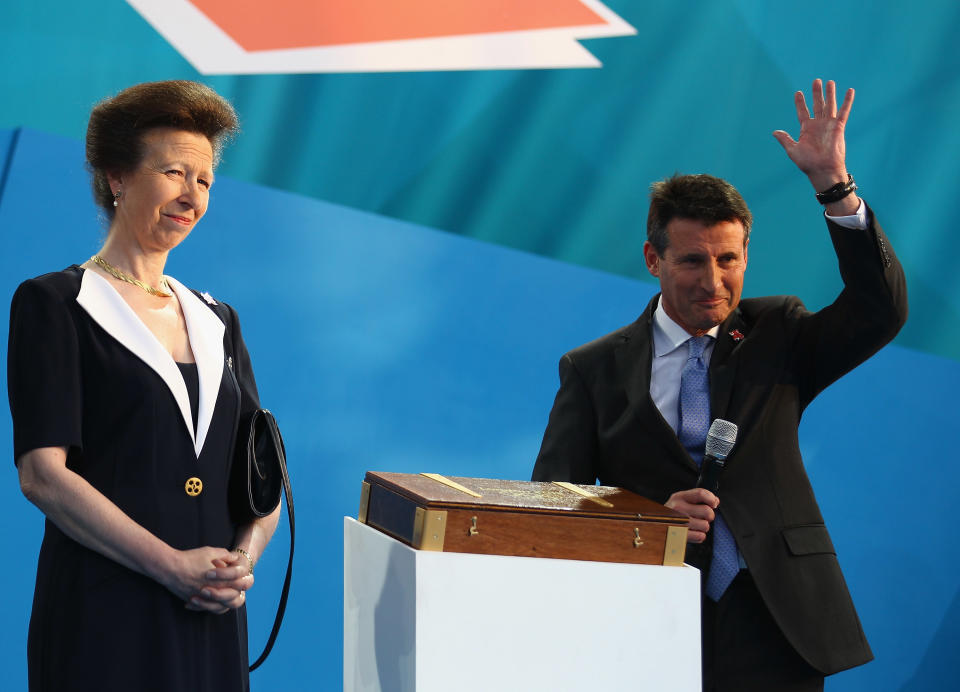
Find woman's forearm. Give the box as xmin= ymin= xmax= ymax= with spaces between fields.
xmin=232 ymin=504 xmax=281 ymax=567
xmin=19 ymin=446 xmax=179 ymax=581
xmin=18 ymin=446 xmax=234 ymax=609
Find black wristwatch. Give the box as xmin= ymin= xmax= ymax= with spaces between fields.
xmin=815 ymin=174 xmax=857 ymax=205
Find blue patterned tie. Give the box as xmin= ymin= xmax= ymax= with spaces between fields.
xmin=678 ymin=336 xmax=711 ymax=458
xmin=678 ymin=336 xmax=739 ymax=601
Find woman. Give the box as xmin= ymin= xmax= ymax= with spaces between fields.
xmin=7 ymin=81 xmax=279 ymax=691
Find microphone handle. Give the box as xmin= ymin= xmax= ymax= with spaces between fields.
xmin=696 ymin=455 xmax=724 ymax=495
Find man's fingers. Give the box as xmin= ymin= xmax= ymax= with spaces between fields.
xmin=812 ymin=78 xmax=826 ymax=118
xmin=837 ymin=87 xmax=855 ymax=124
xmin=667 ymin=497 xmax=715 ymax=520
xmin=823 ymin=79 xmax=838 ymax=117
xmin=684 ymin=487 xmax=720 ymax=507
xmin=684 ymin=505 xmax=716 ymax=523
xmin=794 ymin=90 xmax=809 ymax=122
xmin=687 ymin=517 xmax=712 ymax=535
xmin=772 ymin=130 xmax=796 ymax=151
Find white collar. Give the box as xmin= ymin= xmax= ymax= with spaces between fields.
xmin=76 ymin=269 xmax=225 ymax=457
xmin=652 ymin=296 xmax=719 ymax=357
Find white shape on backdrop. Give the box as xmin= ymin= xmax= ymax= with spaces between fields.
xmin=125 ymin=0 xmax=636 ymax=74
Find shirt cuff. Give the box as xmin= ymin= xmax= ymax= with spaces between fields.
xmin=825 ymin=199 xmax=868 ymax=230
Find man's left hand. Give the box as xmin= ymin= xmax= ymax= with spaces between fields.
xmin=773 ymin=78 xmax=860 ymax=215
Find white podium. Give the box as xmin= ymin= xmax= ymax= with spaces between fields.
xmin=344 ymin=517 xmax=701 ymax=691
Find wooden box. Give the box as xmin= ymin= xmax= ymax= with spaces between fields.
xmin=358 ymin=471 xmax=689 ymax=566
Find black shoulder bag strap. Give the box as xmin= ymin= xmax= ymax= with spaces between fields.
xmin=246 ymin=413 xmax=294 ymax=672
xmin=199 ymin=293 xmax=295 ymax=672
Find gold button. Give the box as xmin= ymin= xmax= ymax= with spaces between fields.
xmin=185 ymin=477 xmax=203 ymax=497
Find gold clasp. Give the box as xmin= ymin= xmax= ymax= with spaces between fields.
xmin=633 ymin=527 xmax=644 ymax=548
xmin=469 ymin=516 xmax=479 ymax=537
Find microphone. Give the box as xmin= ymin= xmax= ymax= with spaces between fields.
xmin=696 ymin=419 xmax=738 ymax=495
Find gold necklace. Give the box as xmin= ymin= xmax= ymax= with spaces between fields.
xmin=90 ymin=255 xmax=173 ymax=298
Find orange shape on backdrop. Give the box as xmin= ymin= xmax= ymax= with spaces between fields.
xmin=189 ymin=0 xmax=608 ymax=52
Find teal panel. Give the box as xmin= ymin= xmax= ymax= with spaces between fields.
xmin=1 ymin=2 xmax=959 ymax=362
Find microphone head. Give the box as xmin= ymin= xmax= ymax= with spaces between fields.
xmin=706 ymin=419 xmax=738 ymax=460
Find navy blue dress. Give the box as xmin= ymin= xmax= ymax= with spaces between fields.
xmin=8 ymin=266 xmax=260 ymax=691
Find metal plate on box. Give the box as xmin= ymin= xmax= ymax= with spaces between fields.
xmin=358 ymin=481 xmax=371 ymax=524
xmin=662 ymin=526 xmax=689 ymax=566
xmin=413 ymin=508 xmax=447 ymax=550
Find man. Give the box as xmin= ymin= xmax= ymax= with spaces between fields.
xmin=532 ymin=80 xmax=907 ymax=691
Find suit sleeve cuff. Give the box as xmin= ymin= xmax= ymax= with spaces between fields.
xmin=825 ymin=198 xmax=868 ymax=230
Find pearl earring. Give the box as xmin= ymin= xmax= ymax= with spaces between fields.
xmin=113 ymin=191 xmax=121 ymax=208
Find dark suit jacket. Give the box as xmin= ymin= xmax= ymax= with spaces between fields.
xmin=532 ymin=211 xmax=907 ymax=675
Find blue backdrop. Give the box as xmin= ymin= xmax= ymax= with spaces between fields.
xmin=1 ymin=1 xmax=958 ymax=690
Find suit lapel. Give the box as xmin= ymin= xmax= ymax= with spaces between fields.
xmin=76 ymin=270 xmax=225 ymax=458
xmin=615 ymin=295 xmax=698 ymax=472
xmin=616 ymin=296 xmax=753 ymax=472
xmin=709 ymin=307 xmax=748 ymax=426
xmin=77 ymin=269 xmax=196 ymax=451
xmin=166 ymin=277 xmax=225 ymax=457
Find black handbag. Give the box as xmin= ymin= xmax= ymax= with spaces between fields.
xmin=233 ymin=407 xmax=295 ymax=671
xmin=231 ymin=408 xmax=285 ymax=520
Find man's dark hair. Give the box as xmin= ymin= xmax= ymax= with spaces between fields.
xmin=646 ymin=173 xmax=752 ymax=255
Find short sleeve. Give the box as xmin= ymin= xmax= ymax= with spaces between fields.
xmin=225 ymin=302 xmax=261 ymax=417
xmin=7 ymin=277 xmax=83 ymax=463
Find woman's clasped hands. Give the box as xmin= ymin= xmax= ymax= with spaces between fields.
xmin=160 ymin=546 xmax=255 ymax=614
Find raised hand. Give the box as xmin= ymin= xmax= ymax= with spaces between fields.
xmin=773 ymin=79 xmax=858 ymax=207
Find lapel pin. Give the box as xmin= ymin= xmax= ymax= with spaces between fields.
xmin=729 ymin=329 xmax=744 ymax=342
xmin=201 ymin=291 xmax=218 ymax=305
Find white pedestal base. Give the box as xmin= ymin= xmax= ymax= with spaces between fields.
xmin=344 ymin=516 xmax=701 ymax=692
